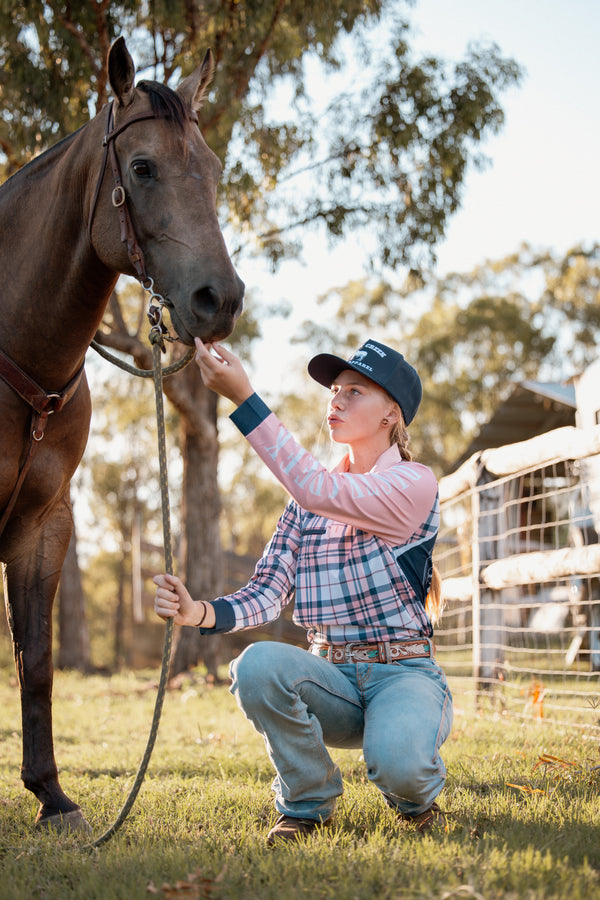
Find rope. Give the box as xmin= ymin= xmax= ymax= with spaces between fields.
xmin=90 ymin=338 xmax=195 ymax=378
xmin=88 ymin=332 xmax=186 ymax=849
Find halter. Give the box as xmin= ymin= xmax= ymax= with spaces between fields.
xmin=88 ymin=100 xmax=198 ymax=332
xmin=88 ymin=101 xmax=156 ymax=285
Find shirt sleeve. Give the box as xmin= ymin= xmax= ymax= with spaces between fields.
xmin=204 ymin=499 xmax=301 ymax=633
xmin=230 ymin=393 xmax=438 ymax=546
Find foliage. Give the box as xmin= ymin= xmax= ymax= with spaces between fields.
xmin=536 ymin=242 xmax=600 ymax=369
xmin=2 ymin=664 xmax=600 ymax=898
xmin=0 ymin=1 xmax=522 ymax=270
xmin=72 ymin=362 xmax=178 ymax=669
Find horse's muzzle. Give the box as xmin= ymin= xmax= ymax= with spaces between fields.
xmin=167 ymin=276 xmax=245 ymax=345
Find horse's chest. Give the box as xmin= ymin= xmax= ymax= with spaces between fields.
xmin=0 ymin=387 xmax=91 ymax=522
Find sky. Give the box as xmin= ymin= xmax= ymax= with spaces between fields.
xmin=240 ymin=0 xmax=600 ymax=395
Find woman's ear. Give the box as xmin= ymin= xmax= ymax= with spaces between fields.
xmin=386 ymin=405 xmax=400 ymax=426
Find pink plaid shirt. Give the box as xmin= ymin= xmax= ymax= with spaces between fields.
xmin=209 ymin=394 xmax=439 ymax=643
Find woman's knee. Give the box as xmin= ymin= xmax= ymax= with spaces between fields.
xmin=366 ymin=741 xmax=445 ymax=805
xmin=229 ymin=641 xmax=295 ymax=711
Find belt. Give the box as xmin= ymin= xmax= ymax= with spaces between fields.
xmin=309 ymin=639 xmax=432 ymax=665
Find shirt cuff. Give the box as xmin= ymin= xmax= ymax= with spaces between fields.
xmin=197 ymin=598 xmax=236 ymax=635
xmin=230 ymin=392 xmax=271 ymax=436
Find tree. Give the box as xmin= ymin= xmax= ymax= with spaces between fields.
xmin=56 ymin=515 xmax=91 ymax=672
xmin=1 ymin=2 xmax=522 ymax=673
xmin=79 ymin=364 xmax=171 ymax=669
xmin=1 ymin=2 xmax=521 ymax=266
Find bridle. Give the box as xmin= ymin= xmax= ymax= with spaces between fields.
xmin=88 ymin=100 xmax=199 ymax=311
xmin=88 ymin=101 xmax=156 ymax=284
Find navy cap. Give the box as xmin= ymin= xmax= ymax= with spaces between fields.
xmin=308 ymin=339 xmax=422 ymax=425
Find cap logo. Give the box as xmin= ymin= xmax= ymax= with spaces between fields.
xmin=365 ymin=342 xmax=386 ymax=359
xmin=350 ymin=350 xmax=368 ymax=363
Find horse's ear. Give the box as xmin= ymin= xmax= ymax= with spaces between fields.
xmin=176 ymin=49 xmax=214 ymax=113
xmin=108 ymin=37 xmax=136 ymax=108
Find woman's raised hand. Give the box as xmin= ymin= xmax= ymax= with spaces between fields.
xmin=194 ymin=339 xmax=254 ymax=406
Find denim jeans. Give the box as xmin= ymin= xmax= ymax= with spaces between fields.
xmin=229 ymin=640 xmax=453 ymax=822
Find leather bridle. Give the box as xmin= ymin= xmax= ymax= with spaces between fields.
xmin=88 ymin=99 xmax=199 ymax=286
xmin=88 ymin=101 xmax=156 ymax=283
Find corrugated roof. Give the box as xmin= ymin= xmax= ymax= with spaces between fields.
xmin=520 ymin=381 xmax=577 ymax=408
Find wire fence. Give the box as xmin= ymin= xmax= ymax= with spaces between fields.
xmin=434 ymin=425 xmax=600 ymax=737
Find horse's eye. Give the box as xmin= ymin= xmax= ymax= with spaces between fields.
xmin=131 ymin=160 xmax=153 ymax=179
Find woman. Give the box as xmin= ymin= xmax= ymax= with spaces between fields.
xmin=154 ymin=337 xmax=453 ymax=845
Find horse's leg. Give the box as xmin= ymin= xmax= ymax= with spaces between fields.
xmin=4 ymin=495 xmax=91 ymax=833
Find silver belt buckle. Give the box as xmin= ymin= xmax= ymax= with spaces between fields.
xmin=344 ymin=642 xmax=358 ymax=663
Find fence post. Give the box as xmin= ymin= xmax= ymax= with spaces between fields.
xmin=471 ymin=485 xmax=481 ymax=688
xmin=475 ymin=466 xmax=506 ymax=695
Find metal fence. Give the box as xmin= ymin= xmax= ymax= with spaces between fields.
xmin=434 ymin=425 xmax=600 ymax=736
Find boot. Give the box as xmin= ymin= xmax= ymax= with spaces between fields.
xmin=266 ymin=814 xmax=331 ymax=846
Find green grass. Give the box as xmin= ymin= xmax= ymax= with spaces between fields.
xmin=1 ymin=665 xmax=600 ymax=899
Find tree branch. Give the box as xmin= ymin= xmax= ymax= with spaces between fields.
xmin=204 ymin=0 xmax=287 ymax=133
xmin=92 ymin=328 xmax=216 ymax=440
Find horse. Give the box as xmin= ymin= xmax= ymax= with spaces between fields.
xmin=0 ymin=36 xmax=244 ymax=833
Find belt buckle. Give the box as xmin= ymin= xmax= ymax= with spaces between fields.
xmin=379 ymin=642 xmax=390 ymax=664
xmin=344 ymin=642 xmax=358 ymax=663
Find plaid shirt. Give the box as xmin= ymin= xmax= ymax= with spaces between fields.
xmin=210 ymin=394 xmax=438 ymax=643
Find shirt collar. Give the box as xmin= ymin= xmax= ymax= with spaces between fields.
xmin=333 ymin=443 xmax=402 ymax=474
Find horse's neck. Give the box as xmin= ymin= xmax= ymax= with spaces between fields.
xmin=0 ymin=120 xmax=117 ymax=382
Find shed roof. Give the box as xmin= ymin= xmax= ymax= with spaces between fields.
xmin=453 ymin=380 xmax=577 ymax=469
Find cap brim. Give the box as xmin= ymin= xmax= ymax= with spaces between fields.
xmin=307 ymin=353 xmax=352 ymax=389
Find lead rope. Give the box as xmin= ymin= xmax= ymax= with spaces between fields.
xmin=88 ymin=329 xmax=190 ymax=849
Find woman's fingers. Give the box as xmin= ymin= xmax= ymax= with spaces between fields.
xmin=153 ymin=574 xmax=181 ymax=618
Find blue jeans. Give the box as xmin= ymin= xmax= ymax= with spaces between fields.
xmin=229 ymin=640 xmax=453 ymax=822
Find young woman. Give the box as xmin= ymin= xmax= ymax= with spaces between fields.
xmin=154 ymin=337 xmax=453 ymax=845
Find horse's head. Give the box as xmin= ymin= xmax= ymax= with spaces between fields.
xmin=89 ymin=37 xmax=244 ymax=345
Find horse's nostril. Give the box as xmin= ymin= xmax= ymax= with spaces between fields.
xmin=192 ymin=286 xmax=218 ymax=315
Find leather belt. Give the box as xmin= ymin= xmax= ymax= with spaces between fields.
xmin=309 ymin=639 xmax=432 ymax=665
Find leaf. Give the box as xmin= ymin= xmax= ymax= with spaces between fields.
xmin=534 ymin=754 xmax=577 ymax=771
xmin=506 ymin=782 xmax=546 ymax=795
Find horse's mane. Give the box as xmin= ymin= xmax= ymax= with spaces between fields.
xmin=137 ymin=81 xmax=194 ymax=129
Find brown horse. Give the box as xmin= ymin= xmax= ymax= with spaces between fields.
xmin=0 ymin=37 xmax=244 ymax=832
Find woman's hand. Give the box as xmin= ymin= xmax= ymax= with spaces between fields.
xmin=194 ymin=339 xmax=254 ymax=406
xmin=153 ymin=573 xmax=215 ymax=628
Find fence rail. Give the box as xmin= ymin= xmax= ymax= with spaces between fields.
xmin=435 ymin=424 xmax=600 ymax=736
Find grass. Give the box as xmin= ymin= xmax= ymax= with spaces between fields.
xmin=1 ymin=663 xmax=600 ymax=899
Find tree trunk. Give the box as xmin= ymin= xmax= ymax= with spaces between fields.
xmin=113 ymin=552 xmax=128 ymax=671
xmin=169 ymin=370 xmax=223 ymax=680
xmin=57 ymin=518 xmax=91 ymax=672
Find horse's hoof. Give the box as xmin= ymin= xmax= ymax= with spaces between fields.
xmin=36 ymin=808 xmax=92 ymax=835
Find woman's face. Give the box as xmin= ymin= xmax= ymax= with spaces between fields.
xmin=327 ymin=369 xmax=396 ymax=446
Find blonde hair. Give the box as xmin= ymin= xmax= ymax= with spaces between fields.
xmin=389 ymin=417 xmax=412 ymax=461
xmin=425 ymin=564 xmax=444 ymax=625
xmin=389 ymin=404 xmax=445 ymax=624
